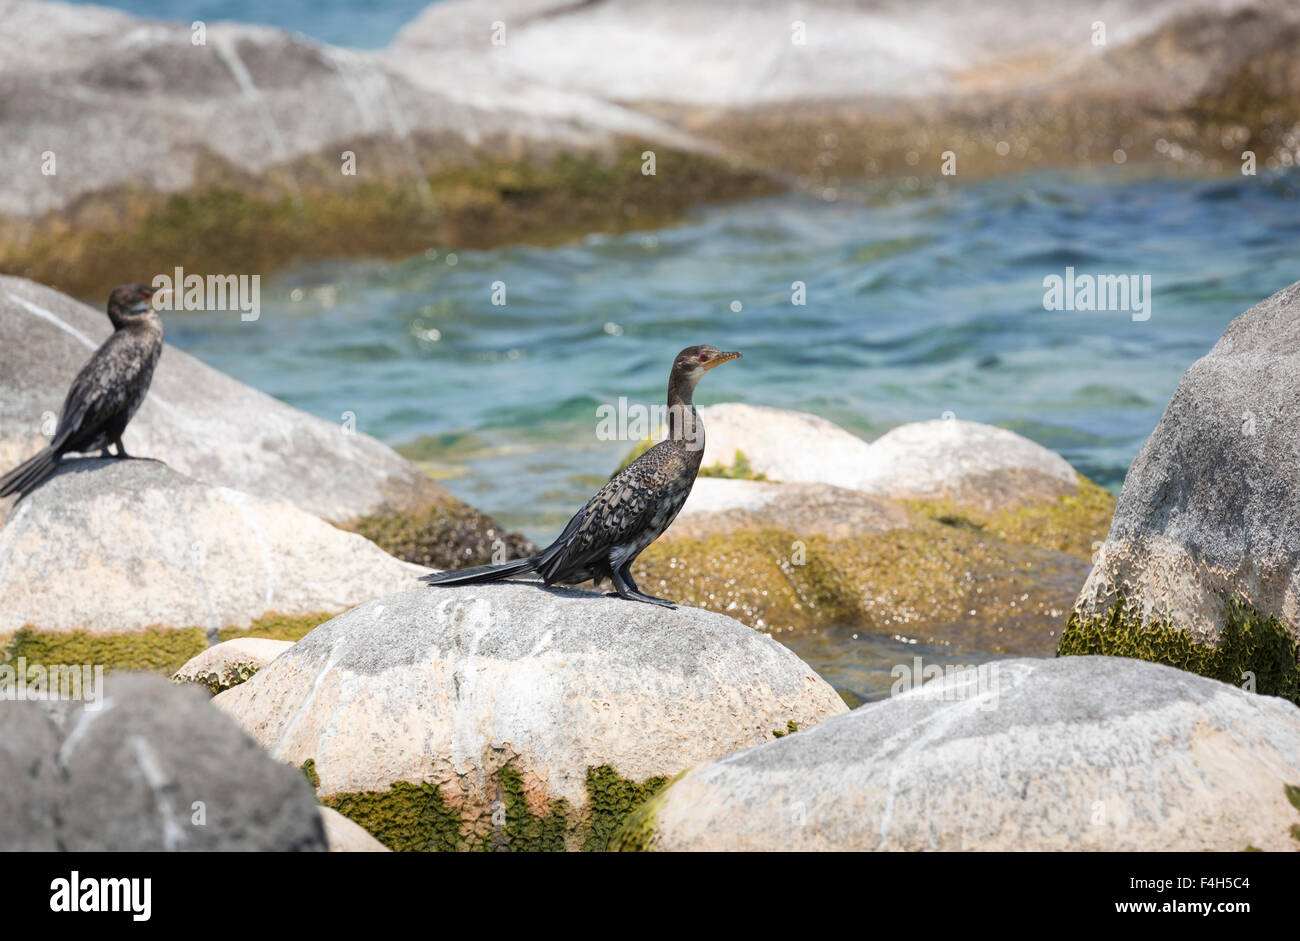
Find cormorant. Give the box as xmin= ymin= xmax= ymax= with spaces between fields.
xmin=0 ymin=283 xmax=166 ymax=498
xmin=420 ymin=344 xmax=741 ymax=608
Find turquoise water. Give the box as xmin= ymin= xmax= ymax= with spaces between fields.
xmin=67 ymin=0 xmax=434 ymax=47
xmin=168 ymin=169 xmax=1300 ymax=546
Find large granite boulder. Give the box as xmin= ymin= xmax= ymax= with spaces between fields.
xmin=0 ymin=673 xmax=326 ymax=851
xmin=0 ymin=277 xmax=533 ymax=566
xmin=213 ymin=583 xmax=848 ymax=850
xmin=615 ymin=656 xmax=1300 ymax=851
xmin=1064 ymin=280 xmax=1300 ymax=702
xmin=0 ymin=458 xmax=427 ymax=635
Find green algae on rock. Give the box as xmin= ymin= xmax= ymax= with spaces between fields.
xmin=2 ymin=611 xmax=336 ymax=682
xmin=343 ymin=499 xmax=536 ymax=570
xmin=319 ymin=763 xmax=672 ymax=852
xmin=3 ymin=144 xmax=778 ymax=304
xmin=1058 ymin=596 xmax=1300 ymax=705
xmin=634 ymin=510 xmax=1099 ymax=655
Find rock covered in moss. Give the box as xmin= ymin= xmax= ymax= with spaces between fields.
xmin=5 ymin=673 xmax=325 ymax=851
xmin=212 ymin=584 xmax=847 ymax=850
xmin=173 ymin=638 xmax=295 ymax=694
xmin=346 ymin=500 xmax=537 ymax=571
xmin=615 ymin=656 xmax=1300 ymax=851
xmin=1067 ymin=280 xmax=1300 ymax=700
xmin=0 ymin=459 xmax=429 ymax=634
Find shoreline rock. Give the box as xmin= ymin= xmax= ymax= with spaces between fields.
xmin=615 ymin=656 xmax=1300 ymax=851
xmin=213 ymin=583 xmax=847 ymax=850
xmin=0 ymin=458 xmax=429 ymax=636
xmin=1063 ymin=279 xmax=1300 ymax=703
xmin=0 ymin=673 xmax=326 ymax=851
xmin=4 ymin=1 xmax=1299 ymax=296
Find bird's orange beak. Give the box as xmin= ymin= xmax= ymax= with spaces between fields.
xmin=702 ymin=351 xmax=741 ymax=371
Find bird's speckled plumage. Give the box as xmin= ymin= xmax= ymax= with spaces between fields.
xmin=0 ymin=284 xmax=164 ymax=497
xmin=421 ymin=344 xmax=740 ymax=607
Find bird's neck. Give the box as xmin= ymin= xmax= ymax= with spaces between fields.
xmin=667 ymin=381 xmax=704 ymax=450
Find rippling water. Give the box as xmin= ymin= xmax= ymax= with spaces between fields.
xmin=169 ymin=169 xmax=1300 ymax=539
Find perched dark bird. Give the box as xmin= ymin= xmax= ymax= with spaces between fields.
xmin=0 ymin=284 xmax=166 ymax=498
xmin=421 ymin=344 xmax=741 ymax=608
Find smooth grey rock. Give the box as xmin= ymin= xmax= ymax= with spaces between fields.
xmin=173 ymin=638 xmax=296 ymax=694
xmin=214 ymin=583 xmax=847 ymax=847
xmin=854 ymin=418 xmax=1081 ymax=510
xmin=393 ymin=0 xmax=1290 ymax=108
xmin=628 ymin=656 xmax=1300 ymax=851
xmin=0 ymin=459 xmax=429 ymax=634
xmin=0 ymin=1 xmax=690 ymax=220
xmin=646 ymin=405 xmax=1080 ymax=511
xmin=1074 ymin=280 xmax=1300 ymax=645
xmin=0 ymin=276 xmax=447 ymax=525
xmin=0 ymin=700 xmax=62 ymax=851
xmin=10 ymin=673 xmax=326 ymax=851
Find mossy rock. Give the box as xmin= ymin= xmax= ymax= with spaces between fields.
xmin=1057 ymin=595 xmax=1300 ymax=705
xmin=4 ymin=142 xmax=780 ymax=302
xmin=317 ymin=763 xmax=670 ymax=852
xmin=906 ymin=474 xmax=1115 ymax=561
xmin=633 ymin=521 xmax=1092 ymax=653
xmin=343 ymin=500 xmax=536 ymax=570
xmin=1 ymin=611 xmax=337 ymax=681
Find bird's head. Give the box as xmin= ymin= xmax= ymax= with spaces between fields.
xmin=107 ymin=283 xmax=168 ymax=328
xmin=669 ymin=345 xmax=742 ymax=395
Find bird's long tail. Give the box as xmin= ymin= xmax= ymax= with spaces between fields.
xmin=419 ymin=555 xmax=539 ymax=586
xmin=0 ymin=448 xmax=58 ymax=498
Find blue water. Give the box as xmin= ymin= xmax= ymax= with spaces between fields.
xmin=167 ymin=169 xmax=1300 ymax=544
xmin=68 ymin=0 xmax=434 ymax=47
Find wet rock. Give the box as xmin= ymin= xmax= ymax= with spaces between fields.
xmin=1065 ymin=279 xmax=1300 ymax=702
xmin=616 ymin=656 xmax=1300 ymax=851
xmin=213 ymin=584 xmax=847 ymax=850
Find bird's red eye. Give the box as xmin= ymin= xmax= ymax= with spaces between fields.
xmin=699 ymin=353 xmax=710 ymax=362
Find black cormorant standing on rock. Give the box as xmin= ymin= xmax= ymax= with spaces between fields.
xmin=0 ymin=284 xmax=166 ymax=497
xmin=420 ymin=344 xmax=741 ymax=607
